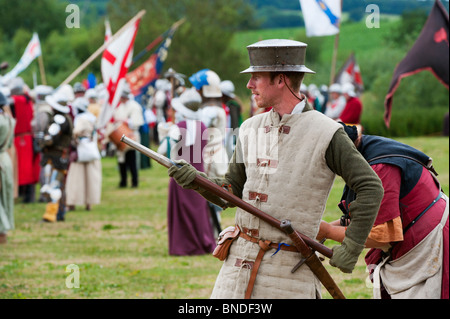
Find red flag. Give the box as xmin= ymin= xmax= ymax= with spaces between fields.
xmin=126 ymin=23 xmax=180 ymax=101
xmin=126 ymin=54 xmax=158 ymax=96
xmin=384 ymin=0 xmax=449 ymax=127
xmin=334 ymin=52 xmax=364 ymax=94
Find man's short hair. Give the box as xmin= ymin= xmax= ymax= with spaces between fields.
xmin=269 ymin=72 xmax=305 ymax=92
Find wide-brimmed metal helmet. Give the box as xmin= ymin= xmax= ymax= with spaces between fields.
xmin=241 ymin=39 xmax=315 ymax=74
xmin=171 ymin=87 xmax=202 ymax=120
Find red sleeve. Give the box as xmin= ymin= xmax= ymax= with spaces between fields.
xmin=371 ymin=163 xmax=401 ymax=226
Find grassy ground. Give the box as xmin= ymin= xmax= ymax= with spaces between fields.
xmin=1 ymin=137 xmax=448 ymax=299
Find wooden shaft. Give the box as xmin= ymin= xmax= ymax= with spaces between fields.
xmin=281 ymin=219 xmax=345 ymax=299
xmin=38 ymin=55 xmax=47 ymax=85
xmin=280 ymin=219 xmax=313 ymax=258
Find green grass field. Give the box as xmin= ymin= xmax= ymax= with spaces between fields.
xmin=1 ymin=136 xmax=448 ymax=299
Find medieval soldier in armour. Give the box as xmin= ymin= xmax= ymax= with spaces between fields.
xmin=36 ymin=93 xmax=73 ymax=222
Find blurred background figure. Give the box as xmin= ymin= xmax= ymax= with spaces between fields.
xmin=338 ymin=82 xmax=363 ymax=125
xmin=66 ymin=97 xmax=101 ymax=212
xmin=30 ymin=84 xmax=53 ymax=202
xmin=157 ymin=88 xmax=215 ymax=256
xmin=308 ymin=83 xmax=325 ymax=113
xmin=190 ymin=69 xmax=228 ymax=236
xmin=73 ymin=82 xmax=86 ymax=99
xmin=9 ymin=77 xmax=39 ymax=203
xmin=106 ymin=84 xmax=144 ymax=188
xmin=0 ymin=90 xmax=16 ymax=244
xmin=220 ymin=79 xmax=242 ymax=159
xmin=39 ymin=93 xmax=73 ymax=222
xmin=324 ymin=83 xmax=346 ymax=120
xmin=319 ymin=84 xmax=329 ymax=114
xmin=85 ymin=88 xmax=101 ymax=118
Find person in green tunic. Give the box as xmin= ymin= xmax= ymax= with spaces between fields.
xmin=0 ymin=91 xmax=16 ymax=244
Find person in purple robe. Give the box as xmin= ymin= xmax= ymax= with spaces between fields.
xmin=157 ymin=88 xmax=216 ymax=256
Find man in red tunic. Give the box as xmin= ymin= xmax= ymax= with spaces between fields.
xmin=10 ymin=78 xmax=40 ymax=203
xmin=318 ymin=125 xmax=448 ymax=299
xmin=338 ymin=83 xmax=362 ymax=125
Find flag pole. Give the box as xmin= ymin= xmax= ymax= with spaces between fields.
xmin=38 ymin=54 xmax=47 ymax=85
xmin=131 ymin=18 xmax=185 ymax=65
xmin=329 ymin=0 xmax=342 ymax=86
xmin=329 ymin=33 xmax=339 ymax=86
xmin=59 ymin=9 xmax=146 ymax=87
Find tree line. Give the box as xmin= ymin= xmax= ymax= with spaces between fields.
xmin=0 ymin=0 xmax=255 ymax=92
xmin=0 ymin=0 xmax=448 ymax=136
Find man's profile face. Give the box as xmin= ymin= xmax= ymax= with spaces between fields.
xmin=246 ymin=72 xmax=279 ymax=109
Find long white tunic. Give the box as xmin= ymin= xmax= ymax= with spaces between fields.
xmin=211 ymin=108 xmax=341 ymax=299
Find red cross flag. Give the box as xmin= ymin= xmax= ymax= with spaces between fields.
xmin=101 ymin=18 xmax=141 ymax=111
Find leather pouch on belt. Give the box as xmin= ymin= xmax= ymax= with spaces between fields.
xmin=213 ymin=226 xmax=241 ymax=261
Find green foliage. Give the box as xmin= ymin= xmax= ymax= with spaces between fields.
xmin=384 ymin=9 xmax=428 ymax=49
xmin=101 ymin=0 xmax=256 ymax=101
xmin=0 ymin=0 xmax=67 ymax=39
xmin=255 ymin=7 xmax=304 ymax=29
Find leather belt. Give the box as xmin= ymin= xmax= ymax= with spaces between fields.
xmin=14 ymin=132 xmax=32 ymax=138
xmin=239 ymin=231 xmax=298 ymax=252
xmin=237 ymin=228 xmax=298 ymax=299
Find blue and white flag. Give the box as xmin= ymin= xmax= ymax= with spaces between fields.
xmin=1 ymin=32 xmax=42 ymax=85
xmin=299 ymin=0 xmax=341 ymax=37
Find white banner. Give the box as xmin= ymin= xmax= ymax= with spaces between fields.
xmin=1 ymin=32 xmax=41 ymax=85
xmin=299 ymin=0 xmax=341 ymax=37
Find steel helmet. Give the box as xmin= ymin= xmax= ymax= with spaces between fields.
xmin=189 ymin=69 xmax=222 ymax=98
xmin=171 ymin=87 xmax=202 ymax=120
xmin=34 ymin=85 xmax=53 ymax=101
xmin=85 ymin=88 xmax=98 ymax=100
xmin=341 ymin=82 xmax=356 ymax=97
xmin=220 ymin=80 xmax=236 ymax=98
xmin=329 ymin=83 xmax=342 ymax=94
xmin=45 ymin=93 xmax=70 ymax=114
xmin=241 ymin=39 xmax=315 ymax=74
xmin=56 ymin=84 xmax=75 ymax=102
xmin=73 ymin=82 xmax=86 ymax=93
xmin=72 ymin=97 xmax=89 ymax=113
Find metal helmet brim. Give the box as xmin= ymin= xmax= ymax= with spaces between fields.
xmin=240 ymin=39 xmax=315 ymax=74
